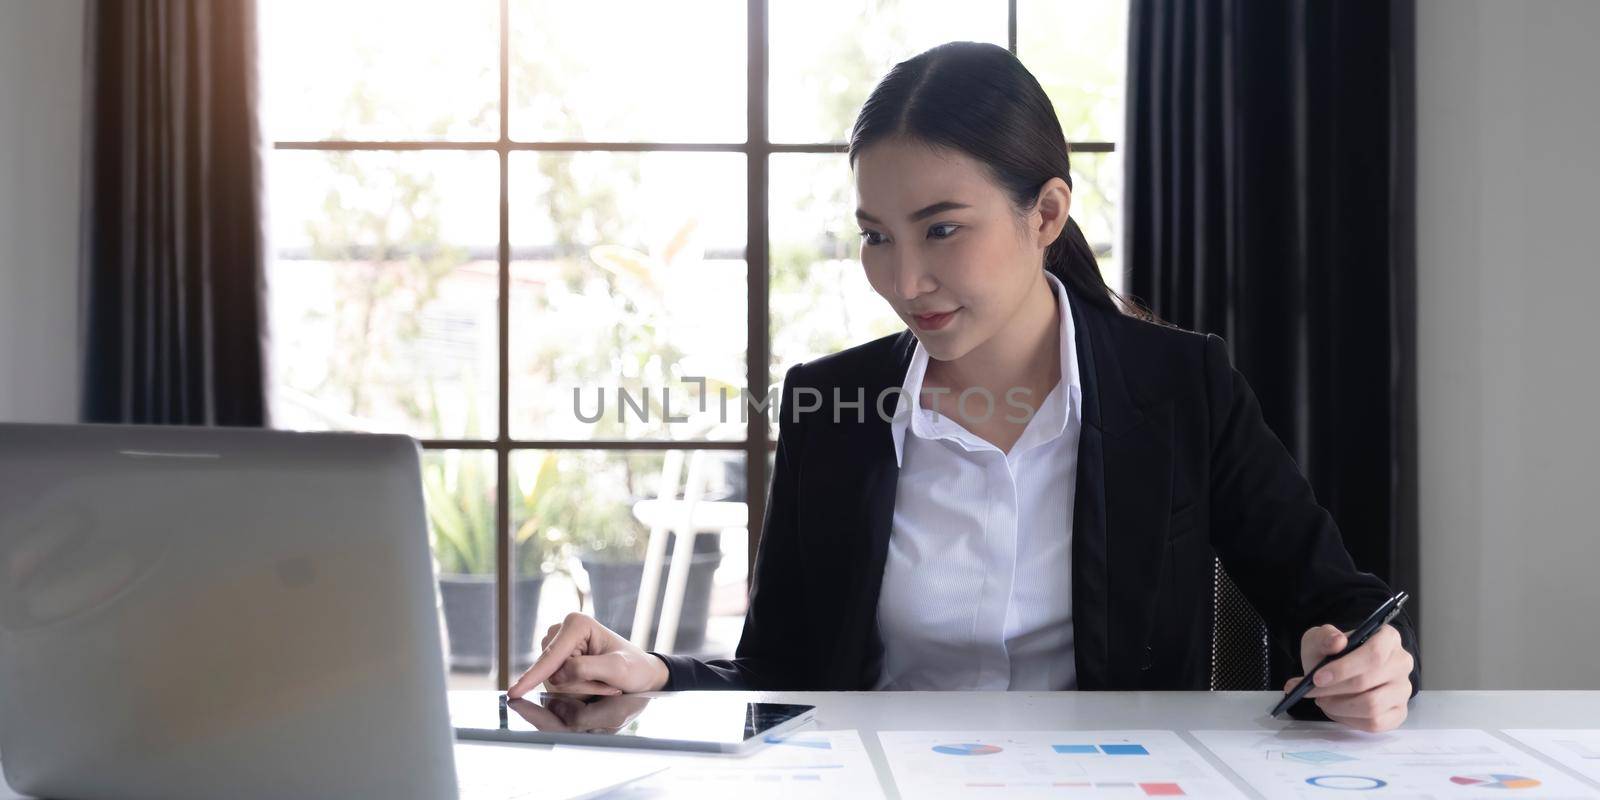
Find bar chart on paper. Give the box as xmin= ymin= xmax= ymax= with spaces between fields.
xmin=1503 ymin=730 xmax=1600 ymax=786
xmin=876 ymin=730 xmax=1245 ymax=799
xmin=1194 ymin=727 xmax=1600 ymax=799
xmin=588 ymin=729 xmax=884 ymax=799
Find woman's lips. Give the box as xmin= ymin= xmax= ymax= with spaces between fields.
xmin=912 ymin=308 xmax=960 ymax=331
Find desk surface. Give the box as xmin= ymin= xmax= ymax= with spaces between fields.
xmin=747 ymin=690 xmax=1600 ymax=799
xmin=6 ymin=690 xmax=1599 ymax=799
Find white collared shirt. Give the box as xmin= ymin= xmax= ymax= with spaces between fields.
xmin=873 ymin=271 xmax=1081 ymax=691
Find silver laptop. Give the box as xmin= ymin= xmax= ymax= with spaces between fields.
xmin=0 ymin=423 xmax=459 ymax=800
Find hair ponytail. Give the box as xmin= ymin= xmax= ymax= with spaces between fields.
xmin=1044 ymin=216 xmax=1100 ymax=302
xmin=1047 ymin=215 xmax=1159 ymax=323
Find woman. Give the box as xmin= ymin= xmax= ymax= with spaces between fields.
xmin=509 ymin=41 xmax=1419 ymax=733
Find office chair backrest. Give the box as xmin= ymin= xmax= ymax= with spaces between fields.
xmin=1209 ymin=557 xmax=1271 ymax=690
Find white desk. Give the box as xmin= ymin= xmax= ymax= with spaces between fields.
xmin=739 ymin=689 xmax=1600 ymax=799
xmin=6 ymin=690 xmax=1600 ymax=799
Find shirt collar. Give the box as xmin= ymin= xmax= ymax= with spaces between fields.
xmin=889 ymin=271 xmax=1080 ymax=467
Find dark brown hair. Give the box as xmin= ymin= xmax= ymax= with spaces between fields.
xmin=848 ymin=40 xmax=1153 ymax=320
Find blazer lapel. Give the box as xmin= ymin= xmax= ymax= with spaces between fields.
xmin=828 ymin=331 xmax=915 ymax=689
xmin=1068 ymin=288 xmax=1112 ymax=689
xmin=1069 ymin=291 xmax=1174 ymax=689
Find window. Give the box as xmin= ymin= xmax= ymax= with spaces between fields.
xmin=259 ymin=0 xmax=1127 ymax=691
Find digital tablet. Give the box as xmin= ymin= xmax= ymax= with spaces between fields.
xmin=448 ymin=690 xmax=817 ymax=755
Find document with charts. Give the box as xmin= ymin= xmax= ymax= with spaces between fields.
xmin=1502 ymin=730 xmax=1600 ymax=787
xmin=1193 ymin=727 xmax=1600 ymax=799
xmin=580 ymin=729 xmax=883 ymax=799
xmin=452 ymin=742 xmax=670 ymax=800
xmin=876 ymin=730 xmax=1245 ymax=799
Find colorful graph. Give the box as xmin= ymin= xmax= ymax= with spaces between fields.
xmin=1102 ymin=744 xmax=1152 ymax=755
xmin=932 ymin=742 xmax=1003 ymax=756
xmin=1052 ymin=743 xmax=1151 ymax=755
xmin=1283 ymin=750 xmax=1357 ymax=765
xmin=1504 ymin=730 xmax=1600 ymax=788
xmin=1139 ymin=783 xmax=1186 ymax=796
xmin=1450 ymin=773 xmax=1543 ymax=789
xmin=1305 ymin=774 xmax=1388 ymax=790
xmin=886 ymin=731 xmax=1246 ymax=798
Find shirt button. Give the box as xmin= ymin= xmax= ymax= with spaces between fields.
xmin=1140 ymin=644 xmax=1154 ymax=671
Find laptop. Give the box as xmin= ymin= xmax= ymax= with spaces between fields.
xmin=0 ymin=423 xmax=660 ymax=800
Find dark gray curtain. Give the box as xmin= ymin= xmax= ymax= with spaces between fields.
xmin=1125 ymin=0 xmax=1418 ymax=684
xmin=81 ymin=0 xmax=268 ymax=426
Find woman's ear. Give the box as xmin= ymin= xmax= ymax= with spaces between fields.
xmin=1031 ymin=177 xmax=1073 ymax=250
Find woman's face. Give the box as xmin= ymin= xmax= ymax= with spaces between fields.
xmin=853 ymin=138 xmax=1071 ymax=362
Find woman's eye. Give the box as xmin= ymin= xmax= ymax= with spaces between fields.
xmin=858 ymin=224 xmax=958 ymax=247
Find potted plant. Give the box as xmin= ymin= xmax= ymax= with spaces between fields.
xmin=565 ymin=452 xmax=728 ymax=655
xmin=579 ymin=529 xmax=724 ymax=655
xmin=516 ymin=212 xmax=739 ymax=653
xmin=425 ymin=450 xmax=560 ymax=674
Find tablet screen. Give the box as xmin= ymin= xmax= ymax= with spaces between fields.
xmin=448 ymin=690 xmax=815 ymax=752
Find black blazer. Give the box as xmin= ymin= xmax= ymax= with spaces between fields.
xmin=653 ymin=284 xmax=1420 ymax=713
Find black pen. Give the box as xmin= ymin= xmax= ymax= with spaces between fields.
xmin=1270 ymin=590 xmax=1410 ymax=718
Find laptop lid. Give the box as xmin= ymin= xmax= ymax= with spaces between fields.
xmin=0 ymin=423 xmax=458 ymax=800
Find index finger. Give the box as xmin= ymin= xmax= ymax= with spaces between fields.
xmin=1313 ymin=624 xmax=1400 ymax=687
xmin=507 ymin=621 xmax=587 ymax=699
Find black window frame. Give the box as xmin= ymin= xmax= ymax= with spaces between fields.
xmin=271 ymin=0 xmax=1117 ymax=689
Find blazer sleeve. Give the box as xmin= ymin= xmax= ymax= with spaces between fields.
xmin=646 ymin=363 xmax=813 ymax=691
xmin=1201 ymin=333 xmax=1420 ymax=717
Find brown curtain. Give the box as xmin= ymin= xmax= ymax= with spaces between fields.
xmin=81 ymin=0 xmax=268 ymax=426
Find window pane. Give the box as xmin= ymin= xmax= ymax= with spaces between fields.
xmin=266 ymin=151 xmax=500 ymax=438
xmin=423 ymin=449 xmax=497 ymax=690
xmin=513 ymin=450 xmax=747 ymax=661
xmin=509 ymin=0 xmax=746 ymax=142
xmin=1018 ymin=0 xmax=1130 ymax=144
xmin=769 ymin=0 xmax=1008 ymax=144
xmin=1070 ymin=151 xmax=1124 ymax=294
xmin=769 ymin=153 xmax=905 ymax=430
xmin=509 ymin=152 xmax=747 ymax=441
xmin=259 ymin=0 xmax=498 ymax=141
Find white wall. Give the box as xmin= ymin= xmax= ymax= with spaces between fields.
xmin=1417 ymin=0 xmax=1600 ymax=689
xmin=0 ymin=0 xmax=84 ymax=424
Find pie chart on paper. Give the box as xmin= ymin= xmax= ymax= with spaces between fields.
xmin=932 ymin=742 xmax=1004 ymax=756
xmin=1450 ymin=773 xmax=1543 ymax=789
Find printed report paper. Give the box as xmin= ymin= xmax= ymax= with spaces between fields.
xmin=1194 ymin=726 xmax=1600 ymax=799
xmin=577 ymin=729 xmax=884 ymax=799
xmin=877 ymin=730 xmax=1245 ymax=799
xmin=1502 ymin=730 xmax=1600 ymax=787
